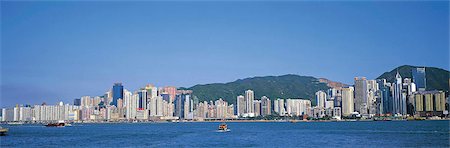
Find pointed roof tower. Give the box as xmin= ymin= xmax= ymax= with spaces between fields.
xmin=395 ymin=68 xmax=402 ymax=84
xmin=395 ymin=69 xmax=401 ymax=79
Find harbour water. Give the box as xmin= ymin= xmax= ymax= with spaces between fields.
xmin=1 ymin=120 xmax=449 ymax=147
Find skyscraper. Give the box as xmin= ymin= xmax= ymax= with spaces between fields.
xmin=377 ymin=79 xmax=393 ymax=114
xmin=354 ymin=77 xmax=368 ymax=115
xmin=393 ymin=72 xmax=407 ymax=115
xmin=112 ymin=83 xmax=124 ymax=106
xmin=412 ymin=67 xmax=426 ymax=91
xmin=285 ymin=99 xmax=311 ymax=116
xmin=73 ymin=98 xmax=81 ymax=106
xmin=174 ymin=92 xmax=191 ymax=119
xmin=274 ymin=99 xmax=279 ymax=113
xmin=367 ymin=80 xmax=378 ymax=115
xmin=236 ymin=95 xmax=245 ymax=116
xmin=124 ymin=90 xmax=138 ymax=119
xmin=145 ymin=84 xmax=157 ymax=116
xmin=341 ymin=87 xmax=354 ymax=116
xmin=137 ymin=89 xmax=148 ymax=110
xmin=245 ymin=90 xmax=254 ymax=115
xmin=156 ymin=96 xmax=163 ymax=116
xmin=163 ymin=86 xmax=177 ymax=103
xmin=261 ymin=96 xmax=271 ymax=116
xmin=276 ymin=99 xmax=286 ymax=116
xmin=315 ymin=91 xmax=326 ymax=108
xmin=253 ymin=100 xmax=261 ymax=116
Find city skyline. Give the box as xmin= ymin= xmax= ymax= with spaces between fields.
xmin=2 ymin=69 xmax=447 ymax=122
xmin=2 ymin=1 xmax=449 ymax=107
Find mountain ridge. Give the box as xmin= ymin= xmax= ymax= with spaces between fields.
xmin=187 ymin=74 xmax=331 ymax=106
xmin=185 ymin=65 xmax=449 ymax=106
xmin=377 ymin=65 xmax=449 ymax=92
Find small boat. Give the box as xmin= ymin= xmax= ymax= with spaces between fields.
xmin=217 ymin=123 xmax=230 ymax=132
xmin=0 ymin=127 xmax=8 ymax=136
xmin=45 ymin=120 xmax=66 ymax=127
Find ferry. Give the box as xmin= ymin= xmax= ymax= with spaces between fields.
xmin=217 ymin=123 xmax=230 ymax=132
xmin=0 ymin=126 xmax=8 ymax=136
xmin=45 ymin=120 xmax=66 ymax=127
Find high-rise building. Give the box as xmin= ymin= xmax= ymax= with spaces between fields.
xmin=124 ymin=91 xmax=138 ymax=119
xmin=105 ymin=90 xmax=113 ymax=105
xmin=315 ymin=91 xmax=326 ymax=108
xmin=156 ymin=96 xmax=163 ymax=116
xmin=413 ymin=91 xmax=446 ymax=116
xmin=393 ymin=72 xmax=407 ymax=115
xmin=137 ymin=89 xmax=148 ymax=110
xmin=81 ymin=96 xmax=91 ymax=107
xmin=253 ymin=100 xmax=262 ymax=116
xmin=236 ymin=95 xmax=246 ymax=116
xmin=261 ymin=96 xmax=271 ymax=116
xmin=412 ymin=67 xmax=426 ymax=91
xmin=73 ymin=98 xmax=81 ymax=106
xmin=341 ymin=87 xmax=354 ymax=116
xmin=285 ymin=99 xmax=311 ymax=116
xmin=112 ymin=83 xmax=124 ymax=106
xmin=163 ymin=86 xmax=177 ymax=103
xmin=145 ymin=84 xmax=158 ymax=116
xmin=274 ymin=99 xmax=286 ymax=116
xmin=367 ymin=80 xmax=378 ymax=115
xmin=174 ymin=92 xmax=191 ymax=119
xmin=354 ymin=77 xmax=368 ymax=115
xmin=245 ymin=90 xmax=255 ymax=115
xmin=274 ymin=99 xmax=279 ymax=113
xmin=377 ymin=79 xmax=393 ymax=115
xmin=215 ymin=99 xmax=229 ymax=119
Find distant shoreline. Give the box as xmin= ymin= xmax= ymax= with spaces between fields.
xmin=2 ymin=119 xmax=449 ymax=125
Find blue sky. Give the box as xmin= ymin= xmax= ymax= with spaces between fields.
xmin=1 ymin=1 xmax=448 ymax=107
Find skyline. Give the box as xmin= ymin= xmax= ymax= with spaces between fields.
xmin=1 ymin=1 xmax=449 ymax=107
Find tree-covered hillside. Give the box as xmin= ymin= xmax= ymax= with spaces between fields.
xmin=377 ymin=65 xmax=449 ymax=92
xmin=187 ymin=74 xmax=330 ymax=106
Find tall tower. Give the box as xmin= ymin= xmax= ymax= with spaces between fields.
xmin=354 ymin=77 xmax=368 ymax=115
xmin=393 ymin=71 xmax=406 ymax=115
xmin=112 ymin=83 xmax=124 ymax=106
xmin=236 ymin=95 xmax=246 ymax=116
xmin=145 ymin=84 xmax=157 ymax=116
xmin=261 ymin=96 xmax=271 ymax=116
xmin=315 ymin=91 xmax=327 ymax=108
xmin=412 ymin=67 xmax=426 ymax=91
xmin=245 ymin=90 xmax=255 ymax=114
xmin=341 ymin=87 xmax=354 ymax=116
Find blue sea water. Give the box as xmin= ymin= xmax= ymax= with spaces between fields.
xmin=0 ymin=120 xmax=449 ymax=147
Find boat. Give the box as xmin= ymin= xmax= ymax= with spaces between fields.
xmin=407 ymin=117 xmax=425 ymax=121
xmin=374 ymin=117 xmax=392 ymax=121
xmin=45 ymin=120 xmax=66 ymax=127
xmin=7 ymin=122 xmax=24 ymax=126
xmin=217 ymin=123 xmax=230 ymax=132
xmin=0 ymin=127 xmax=8 ymax=136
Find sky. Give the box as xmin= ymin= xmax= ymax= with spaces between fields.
xmin=1 ymin=1 xmax=449 ymax=107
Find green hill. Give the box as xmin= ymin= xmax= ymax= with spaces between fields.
xmin=187 ymin=74 xmax=329 ymax=106
xmin=377 ymin=65 xmax=449 ymax=92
